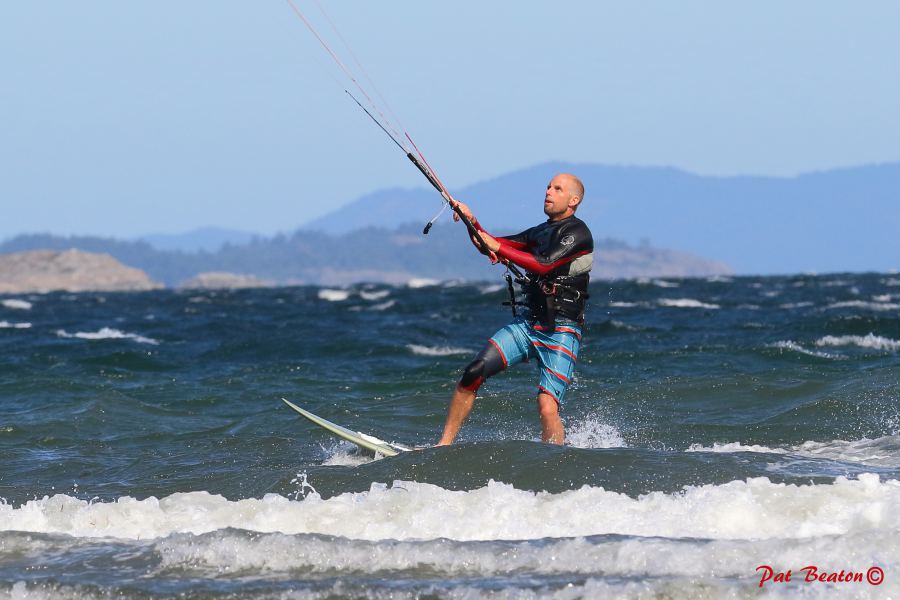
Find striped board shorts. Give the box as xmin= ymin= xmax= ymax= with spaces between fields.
xmin=488 ymin=317 xmax=583 ymax=406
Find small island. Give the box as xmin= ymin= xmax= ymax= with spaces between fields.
xmin=0 ymin=249 xmax=162 ymax=294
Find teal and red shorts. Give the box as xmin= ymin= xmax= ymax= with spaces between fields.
xmin=488 ymin=317 xmax=582 ymax=406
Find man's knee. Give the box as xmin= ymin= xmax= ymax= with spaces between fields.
xmin=536 ymin=393 xmax=560 ymax=418
xmin=459 ymin=344 xmax=506 ymax=393
xmin=459 ymin=358 xmax=486 ymax=392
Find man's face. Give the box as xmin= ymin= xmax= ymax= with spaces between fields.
xmin=544 ymin=175 xmax=576 ymax=219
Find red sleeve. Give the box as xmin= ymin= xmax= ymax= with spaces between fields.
xmin=496 ymin=245 xmax=589 ymax=276
xmin=471 ymin=221 xmax=528 ymax=254
xmin=496 ymin=236 xmax=528 ymax=251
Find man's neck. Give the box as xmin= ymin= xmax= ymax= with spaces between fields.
xmin=548 ymin=211 xmax=575 ymax=223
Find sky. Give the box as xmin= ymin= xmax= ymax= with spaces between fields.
xmin=2 ymin=1 xmax=900 ymax=240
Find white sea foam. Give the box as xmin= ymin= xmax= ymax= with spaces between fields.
xmin=687 ymin=435 xmax=900 ymax=468
xmin=0 ymin=321 xmax=31 ymax=329
xmin=321 ymin=444 xmax=380 ymax=467
xmin=770 ymin=341 xmax=840 ymax=359
xmin=566 ymin=418 xmax=627 ymax=449
xmin=479 ymin=283 xmax=505 ymax=294
xmin=609 ymin=301 xmax=638 ymax=308
xmin=687 ymin=442 xmax=788 ymax=455
xmin=407 ymin=278 xmax=439 ymax=288
xmin=825 ymin=300 xmax=900 ymax=311
xmin=2 ymin=475 xmax=897 ymax=542
xmin=407 ymin=344 xmax=471 ymax=357
xmin=658 ymin=298 xmax=720 ymax=309
xmin=793 ymin=436 xmax=900 ymax=468
xmin=1 ymin=299 xmax=32 ymax=310
xmin=6 ymin=525 xmax=899 ymax=599
xmin=349 ymin=300 xmax=396 ymax=312
xmin=815 ymin=333 xmax=900 ymax=352
xmin=317 ymin=289 xmax=351 ymax=302
xmin=359 ymin=290 xmax=390 ymax=301
xmin=55 ymin=328 xmax=159 ymax=345
xmin=368 ymin=299 xmax=396 ymax=311
xmin=779 ymin=301 xmax=814 ymax=309
xmin=885 ymin=277 xmax=900 ymax=287
xmin=608 ymin=320 xmax=641 ymax=332
xmin=872 ymin=294 xmax=894 ymax=303
xmin=650 ymin=279 xmax=680 ymax=288
xmin=148 ymin=527 xmax=898 ymax=584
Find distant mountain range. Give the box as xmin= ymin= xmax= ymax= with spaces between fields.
xmin=304 ymin=161 xmax=900 ymax=274
xmin=140 ymin=227 xmax=259 ymax=253
xmin=0 ymin=227 xmax=729 ymax=288
xmin=2 ymin=161 xmax=895 ymax=285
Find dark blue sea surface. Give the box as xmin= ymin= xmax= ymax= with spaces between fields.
xmin=1 ymin=273 xmax=898 ymax=598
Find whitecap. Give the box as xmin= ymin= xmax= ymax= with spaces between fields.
xmin=651 ymin=279 xmax=680 ymax=288
xmin=370 ymin=300 xmax=396 ymax=311
xmin=56 ymin=327 xmax=159 ymax=345
xmin=1 ymin=299 xmax=32 ymax=310
xmin=815 ymin=333 xmax=900 ymax=352
xmin=769 ymin=341 xmax=839 ymax=359
xmin=778 ymin=302 xmax=814 ymax=309
xmin=688 ymin=435 xmax=900 ymax=468
xmin=479 ymin=283 xmax=505 ymax=295
xmin=318 ymin=289 xmax=351 ymax=302
xmin=407 ymin=278 xmax=440 ymax=288
xmin=608 ymin=320 xmax=640 ymax=331
xmin=359 ymin=290 xmax=390 ymax=301
xmin=825 ymin=300 xmax=900 ymax=311
xmin=406 ymin=344 xmax=471 ymax=357
xmin=567 ymin=418 xmax=627 ymax=449
xmin=2 ymin=474 xmax=897 ymax=541
xmin=0 ymin=321 xmax=31 ymax=329
xmin=609 ymin=301 xmax=637 ymax=308
xmin=658 ymin=298 xmax=720 ymax=309
xmin=144 ymin=528 xmax=900 ymax=594
xmin=687 ymin=442 xmax=787 ymax=455
xmin=794 ymin=435 xmax=900 ymax=468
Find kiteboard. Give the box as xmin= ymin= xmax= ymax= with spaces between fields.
xmin=281 ymin=398 xmax=411 ymax=457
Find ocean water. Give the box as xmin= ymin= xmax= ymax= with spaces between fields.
xmin=1 ymin=273 xmax=898 ymax=599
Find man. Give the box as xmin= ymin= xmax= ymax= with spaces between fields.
xmin=437 ymin=173 xmax=593 ymax=445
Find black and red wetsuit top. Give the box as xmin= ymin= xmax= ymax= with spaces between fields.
xmin=476 ymin=215 xmax=594 ymax=323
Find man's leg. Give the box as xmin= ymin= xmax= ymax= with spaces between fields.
xmin=437 ymin=386 xmax=476 ymax=446
xmin=436 ymin=340 xmax=512 ymax=446
xmin=537 ymin=392 xmax=564 ymax=444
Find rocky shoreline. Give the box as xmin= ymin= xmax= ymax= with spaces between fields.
xmin=0 ymin=249 xmax=162 ymax=294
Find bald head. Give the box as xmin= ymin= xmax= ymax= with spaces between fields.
xmin=558 ymin=173 xmax=584 ymax=209
xmin=544 ymin=173 xmax=585 ymax=220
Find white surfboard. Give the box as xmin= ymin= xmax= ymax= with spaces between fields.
xmin=281 ymin=398 xmax=411 ymax=456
